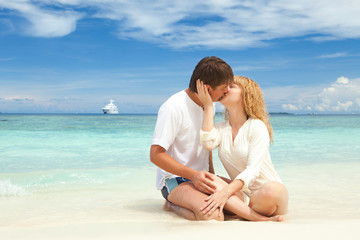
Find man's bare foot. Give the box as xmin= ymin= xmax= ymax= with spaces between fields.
xmin=163 ymin=200 xmax=175 ymax=212
xmin=162 ymin=200 xmax=196 ymax=220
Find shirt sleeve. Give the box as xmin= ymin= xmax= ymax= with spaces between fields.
xmin=199 ymin=124 xmax=221 ymax=150
xmin=235 ymin=120 xmax=270 ymax=190
xmin=152 ymin=104 xmax=181 ymax=150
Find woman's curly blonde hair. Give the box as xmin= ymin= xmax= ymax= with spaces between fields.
xmin=225 ymin=76 xmax=273 ymax=143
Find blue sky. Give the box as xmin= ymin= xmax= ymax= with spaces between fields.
xmin=1 ymin=0 xmax=360 ymax=114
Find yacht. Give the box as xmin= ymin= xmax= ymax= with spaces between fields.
xmin=102 ymin=100 xmax=119 ymax=114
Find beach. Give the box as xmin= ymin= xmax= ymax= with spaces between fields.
xmin=1 ymin=164 xmax=359 ymax=240
xmin=1 ymin=218 xmax=359 ymax=240
xmin=1 ymin=114 xmax=360 ymax=239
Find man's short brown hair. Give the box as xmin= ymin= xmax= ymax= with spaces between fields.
xmin=189 ymin=56 xmax=234 ymax=92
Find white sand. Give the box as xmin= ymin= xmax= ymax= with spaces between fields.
xmin=1 ymin=218 xmax=359 ymax=240
xmin=1 ymin=164 xmax=360 ymax=239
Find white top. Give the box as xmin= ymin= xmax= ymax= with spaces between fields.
xmin=200 ymin=118 xmax=281 ymax=195
xmin=152 ymin=91 xmax=210 ymax=190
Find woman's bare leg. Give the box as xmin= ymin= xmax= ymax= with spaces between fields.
xmin=249 ymin=181 xmax=288 ymax=216
xmin=212 ymin=176 xmax=284 ymax=222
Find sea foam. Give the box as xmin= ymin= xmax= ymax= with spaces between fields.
xmin=0 ymin=179 xmax=28 ymax=197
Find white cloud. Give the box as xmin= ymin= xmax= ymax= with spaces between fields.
xmin=276 ymin=76 xmax=360 ymax=113
xmin=282 ymin=104 xmax=299 ymax=111
xmin=0 ymin=66 xmax=181 ymax=113
xmin=356 ymin=98 xmax=360 ymax=106
xmin=1 ymin=0 xmax=360 ymax=48
xmin=263 ymin=85 xmax=321 ymax=111
xmin=3 ymin=96 xmax=35 ymax=102
xmin=318 ymin=52 xmax=348 ymax=59
xmin=0 ymin=0 xmax=82 ymax=37
xmin=0 ymin=57 xmax=16 ymax=62
xmin=336 ymin=76 xmax=349 ymax=84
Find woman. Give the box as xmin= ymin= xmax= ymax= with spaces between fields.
xmin=196 ymin=76 xmax=288 ymax=219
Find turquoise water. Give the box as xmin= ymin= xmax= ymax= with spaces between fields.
xmin=270 ymin=114 xmax=360 ymax=165
xmin=1 ymin=114 xmax=359 ymax=191
xmin=1 ymin=114 xmax=359 ymax=172
xmin=0 ymin=114 xmax=156 ymax=172
xmin=0 ymin=114 xmax=360 ymax=226
xmin=0 ymin=113 xmax=358 ymax=195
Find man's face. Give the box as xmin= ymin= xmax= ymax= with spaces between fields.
xmin=208 ymin=83 xmax=229 ymax=102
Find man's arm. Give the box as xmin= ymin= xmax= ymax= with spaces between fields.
xmin=150 ymin=145 xmax=216 ymax=194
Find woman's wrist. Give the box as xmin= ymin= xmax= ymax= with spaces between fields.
xmin=222 ymin=185 xmax=233 ymax=198
xmin=203 ymin=103 xmax=213 ymax=110
xmin=228 ymin=180 xmax=244 ymax=195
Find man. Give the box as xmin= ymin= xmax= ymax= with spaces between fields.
xmin=150 ymin=56 xmax=234 ymax=220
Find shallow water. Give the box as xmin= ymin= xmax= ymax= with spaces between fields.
xmin=0 ymin=114 xmax=359 ymax=227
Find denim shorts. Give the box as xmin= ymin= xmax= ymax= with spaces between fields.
xmin=161 ymin=177 xmax=191 ymax=201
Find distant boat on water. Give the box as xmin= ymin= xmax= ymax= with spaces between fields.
xmin=102 ymin=100 xmax=119 ymax=114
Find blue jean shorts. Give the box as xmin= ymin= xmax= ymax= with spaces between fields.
xmin=161 ymin=177 xmax=191 ymax=201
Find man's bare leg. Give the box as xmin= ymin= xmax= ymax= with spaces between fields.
xmin=167 ymin=182 xmax=224 ymax=221
xmin=163 ymin=200 xmax=196 ymax=220
xmin=164 ymin=177 xmax=283 ymax=222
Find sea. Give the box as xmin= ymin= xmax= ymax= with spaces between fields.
xmin=1 ymin=113 xmax=360 ymax=228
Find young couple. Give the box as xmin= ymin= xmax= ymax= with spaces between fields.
xmin=150 ymin=56 xmax=288 ymax=221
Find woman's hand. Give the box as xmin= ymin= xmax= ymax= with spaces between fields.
xmin=196 ymin=79 xmax=213 ymax=108
xmin=200 ymin=187 xmax=231 ymax=217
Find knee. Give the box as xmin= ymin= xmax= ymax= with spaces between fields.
xmin=194 ymin=209 xmax=224 ymax=221
xmin=212 ymin=176 xmax=228 ymax=192
xmin=263 ymin=182 xmax=288 ymax=202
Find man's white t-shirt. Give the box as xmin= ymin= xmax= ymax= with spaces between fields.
xmin=152 ymin=90 xmax=210 ymax=190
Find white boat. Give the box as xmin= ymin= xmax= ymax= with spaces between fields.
xmin=102 ymin=100 xmax=119 ymax=114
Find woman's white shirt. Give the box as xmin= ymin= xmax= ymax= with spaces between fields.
xmin=200 ymin=118 xmax=281 ymax=195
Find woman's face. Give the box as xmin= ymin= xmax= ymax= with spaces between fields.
xmin=219 ymin=83 xmax=243 ymax=107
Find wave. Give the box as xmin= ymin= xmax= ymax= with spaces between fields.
xmin=0 ymin=179 xmax=28 ymax=198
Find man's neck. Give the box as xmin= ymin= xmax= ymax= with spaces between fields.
xmin=185 ymin=88 xmax=204 ymax=108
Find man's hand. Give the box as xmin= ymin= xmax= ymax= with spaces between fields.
xmin=191 ymin=171 xmax=217 ymax=194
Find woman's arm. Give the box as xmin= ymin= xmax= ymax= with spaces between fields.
xmin=235 ymin=120 xmax=269 ymax=190
xmin=208 ymin=151 xmax=215 ymax=174
xmin=196 ymin=79 xmax=214 ymax=131
xmin=200 ymin=121 xmax=270 ymax=216
xmin=196 ymin=79 xmax=221 ymax=150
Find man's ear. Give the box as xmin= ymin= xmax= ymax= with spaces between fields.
xmin=206 ymin=84 xmax=212 ymax=92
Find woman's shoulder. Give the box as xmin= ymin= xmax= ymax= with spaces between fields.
xmin=248 ymin=118 xmax=265 ymax=125
xmin=247 ymin=118 xmax=268 ymax=133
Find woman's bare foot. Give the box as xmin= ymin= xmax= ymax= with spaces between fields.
xmin=269 ymin=215 xmax=284 ymax=222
